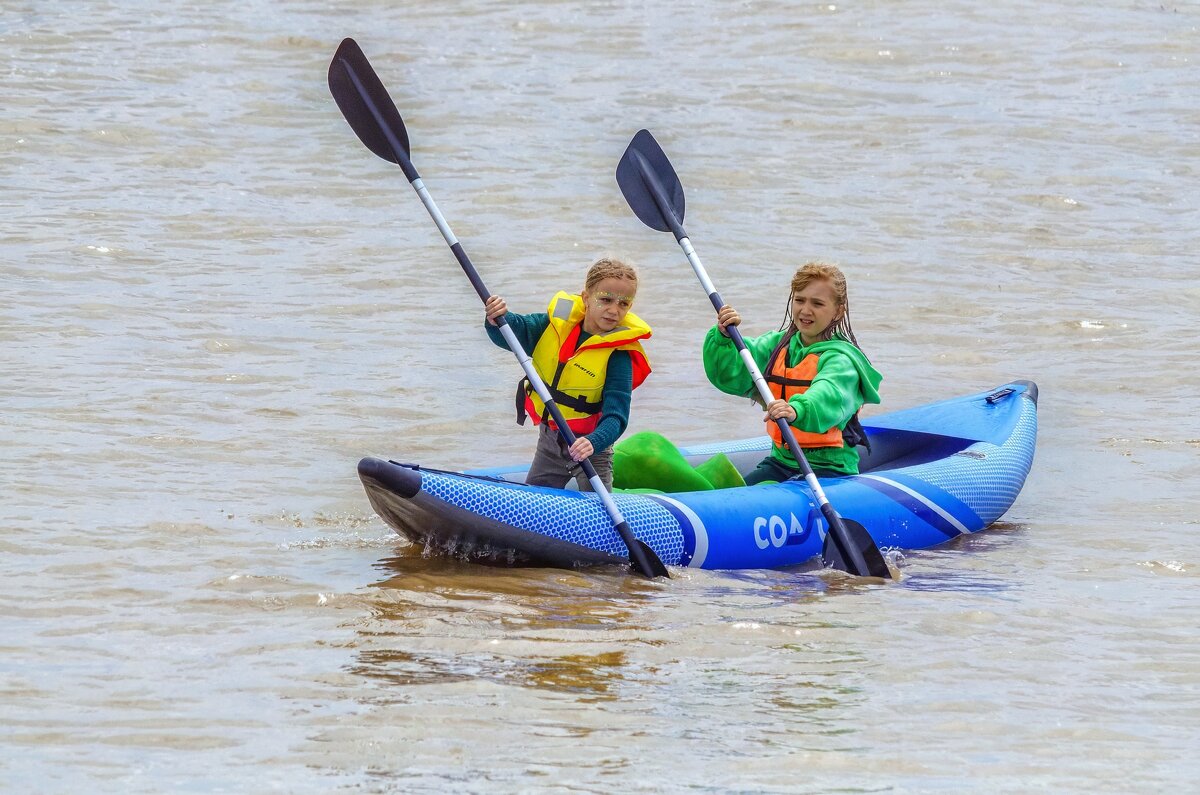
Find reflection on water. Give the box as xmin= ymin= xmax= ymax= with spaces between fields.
xmin=348 ymin=647 xmax=629 ymax=701
xmin=354 ymin=552 xmax=652 ymax=698
xmin=352 ymin=550 xmax=887 ymax=713
xmin=892 ymin=522 xmax=1024 ymax=595
xmin=693 ymin=564 xmax=898 ymax=605
xmin=897 ymin=568 xmax=1016 ymax=595
xmin=367 ymin=551 xmax=660 ymax=636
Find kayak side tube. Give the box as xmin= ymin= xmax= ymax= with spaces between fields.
xmin=662 ymin=381 xmax=1039 ymax=568
xmin=358 ymin=457 xmax=643 ymax=568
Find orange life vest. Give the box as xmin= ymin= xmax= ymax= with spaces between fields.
xmin=763 ymin=341 xmax=844 ymax=450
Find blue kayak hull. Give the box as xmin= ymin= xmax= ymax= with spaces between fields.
xmin=358 ymin=381 xmax=1038 ymax=570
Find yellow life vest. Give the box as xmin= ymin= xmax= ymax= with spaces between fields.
xmin=764 ymin=340 xmax=844 ymax=450
xmin=520 ymin=291 xmax=652 ymax=435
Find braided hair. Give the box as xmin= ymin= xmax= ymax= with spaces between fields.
xmin=584 ymin=257 xmax=638 ymax=292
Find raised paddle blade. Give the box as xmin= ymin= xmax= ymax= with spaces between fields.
xmin=616 ymin=129 xmax=686 ymax=235
xmin=328 ymin=38 xmax=411 ymax=167
xmin=821 ymin=517 xmax=891 ymax=579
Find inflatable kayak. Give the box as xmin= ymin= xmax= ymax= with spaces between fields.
xmin=358 ymin=380 xmax=1038 ymax=570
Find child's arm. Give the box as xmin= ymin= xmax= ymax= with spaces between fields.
xmin=483 ymin=295 xmax=548 ymax=354
xmin=702 ymin=325 xmax=778 ymax=398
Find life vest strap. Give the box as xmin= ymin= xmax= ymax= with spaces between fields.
xmin=515 ymin=377 xmax=530 ymax=425
xmin=549 ymin=388 xmax=603 ymax=415
xmin=765 ymin=373 xmax=813 ymax=389
xmin=841 ymin=413 xmax=872 ymax=453
xmin=514 ymin=377 xmax=603 ymax=425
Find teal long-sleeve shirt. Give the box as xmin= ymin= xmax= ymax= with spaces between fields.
xmin=485 ymin=312 xmax=633 ymax=454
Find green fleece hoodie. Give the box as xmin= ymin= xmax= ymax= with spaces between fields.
xmin=702 ymin=326 xmax=883 ymax=475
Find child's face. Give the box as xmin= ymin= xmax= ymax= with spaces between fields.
xmin=581 ymin=276 xmax=637 ymax=334
xmin=791 ymin=278 xmax=843 ymax=345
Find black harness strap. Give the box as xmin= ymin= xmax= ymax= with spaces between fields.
xmin=763 ymin=329 xmax=807 ymax=398
xmin=514 ymin=345 xmax=605 ymax=425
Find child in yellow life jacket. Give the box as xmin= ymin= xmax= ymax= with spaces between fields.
xmin=484 ymin=257 xmax=652 ymax=491
xmin=703 ymin=262 xmax=882 ymax=484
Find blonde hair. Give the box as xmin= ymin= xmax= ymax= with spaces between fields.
xmin=781 ymin=261 xmax=862 ymax=349
xmin=584 ymin=257 xmax=638 ymax=292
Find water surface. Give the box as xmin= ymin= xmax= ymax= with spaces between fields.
xmin=3 ymin=1 xmax=1198 ymax=792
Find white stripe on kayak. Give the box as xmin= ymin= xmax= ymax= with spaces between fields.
xmin=651 ymin=495 xmax=709 ymax=568
xmin=857 ymin=474 xmax=971 ymax=536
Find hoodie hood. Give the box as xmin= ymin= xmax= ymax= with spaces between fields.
xmin=792 ymin=335 xmax=882 ymax=406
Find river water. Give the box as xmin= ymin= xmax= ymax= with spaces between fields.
xmin=3 ymin=1 xmax=1198 ymax=792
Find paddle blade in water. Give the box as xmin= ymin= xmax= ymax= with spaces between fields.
xmin=821 ymin=517 xmax=892 ymax=579
xmin=633 ymin=539 xmax=671 ymax=579
xmin=616 ymin=129 xmax=686 ymax=234
xmin=328 ymin=38 xmax=411 ymax=166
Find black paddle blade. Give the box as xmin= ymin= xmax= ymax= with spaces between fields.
xmin=328 ymin=38 xmax=411 ymax=167
xmin=632 ymin=539 xmax=671 ymax=579
xmin=821 ymin=518 xmax=892 ymax=579
xmin=616 ymin=129 xmax=686 ymax=235
xmin=610 ymin=518 xmax=669 ymax=579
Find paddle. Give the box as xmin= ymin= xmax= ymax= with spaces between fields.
xmin=616 ymin=129 xmax=891 ymax=579
xmin=327 ymin=39 xmax=669 ymax=580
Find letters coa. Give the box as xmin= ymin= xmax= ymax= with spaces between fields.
xmin=752 ymin=510 xmax=824 ymax=549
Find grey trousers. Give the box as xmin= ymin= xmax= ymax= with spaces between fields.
xmin=525 ymin=423 xmax=614 ymax=492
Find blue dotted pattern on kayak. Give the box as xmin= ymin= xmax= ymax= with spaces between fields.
xmin=889 ymin=397 xmax=1037 ymax=526
xmin=419 ymin=476 xmax=687 ymax=564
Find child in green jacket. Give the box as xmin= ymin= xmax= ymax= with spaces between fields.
xmin=703 ymin=262 xmax=882 ymax=484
